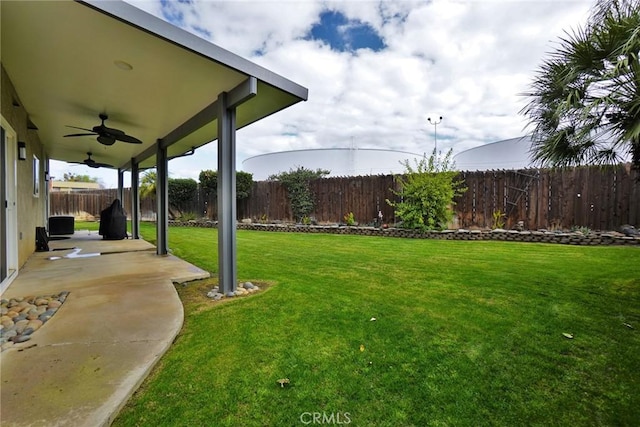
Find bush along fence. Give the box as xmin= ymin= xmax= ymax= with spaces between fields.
xmin=50 ymin=163 xmax=639 ymax=231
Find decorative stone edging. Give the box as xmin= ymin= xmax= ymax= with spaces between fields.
xmin=206 ymin=281 xmax=260 ymax=300
xmin=0 ymin=291 xmax=69 ymax=351
xmin=168 ymin=220 xmax=640 ymax=246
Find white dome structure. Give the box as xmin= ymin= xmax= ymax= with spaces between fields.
xmin=453 ymin=136 xmax=535 ymax=171
xmin=242 ymin=148 xmax=423 ymax=180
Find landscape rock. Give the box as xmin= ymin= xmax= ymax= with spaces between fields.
xmin=14 ymin=319 xmax=29 ymax=334
xmin=0 ymin=291 xmax=69 ymax=351
xmin=11 ymin=334 xmax=31 ymax=343
xmin=3 ymin=330 xmax=17 ymax=339
xmin=205 ymin=284 xmax=262 ymax=301
xmin=48 ymin=300 xmax=62 ymax=309
xmin=21 ymin=327 xmax=35 ymax=336
xmin=620 ymin=225 xmax=639 ymax=236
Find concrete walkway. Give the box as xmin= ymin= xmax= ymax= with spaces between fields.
xmin=0 ymin=231 xmax=209 ymax=426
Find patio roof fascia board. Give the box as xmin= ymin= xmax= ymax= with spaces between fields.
xmin=119 ymin=76 xmax=258 ymax=170
xmin=78 ymin=0 xmax=308 ymax=102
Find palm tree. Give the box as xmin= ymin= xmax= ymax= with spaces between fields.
xmin=521 ymin=0 xmax=640 ymax=170
xmin=139 ymin=169 xmax=156 ymax=198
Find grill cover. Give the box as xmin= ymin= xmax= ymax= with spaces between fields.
xmin=99 ymin=199 xmax=127 ymax=240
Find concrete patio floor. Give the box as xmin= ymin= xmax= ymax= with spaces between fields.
xmin=0 ymin=231 xmax=209 ymax=426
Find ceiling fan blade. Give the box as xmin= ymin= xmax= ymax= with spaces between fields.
xmin=97 ymin=135 xmax=116 ymax=146
xmin=114 ymin=133 xmax=143 ymax=144
xmin=95 ymin=125 xmax=125 ymax=136
xmin=66 ymin=125 xmax=95 ymax=132
xmin=93 ymin=162 xmax=114 ymax=168
xmin=64 ymin=133 xmax=98 ymax=137
xmin=66 ymin=115 xmax=140 ymax=145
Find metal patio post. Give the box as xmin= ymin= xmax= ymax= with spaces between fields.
xmin=156 ymin=142 xmax=169 ymax=255
xmin=217 ymin=91 xmax=237 ymax=294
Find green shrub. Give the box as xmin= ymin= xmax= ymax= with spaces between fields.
xmin=492 ymin=210 xmax=506 ymax=229
xmin=344 ymin=212 xmax=356 ymax=226
xmin=269 ymin=167 xmax=330 ymax=222
xmin=387 ymin=149 xmax=466 ymax=231
xmin=177 ymin=212 xmax=197 ymax=222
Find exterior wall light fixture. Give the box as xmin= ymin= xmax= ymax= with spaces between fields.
xmin=18 ymin=141 xmax=27 ymax=160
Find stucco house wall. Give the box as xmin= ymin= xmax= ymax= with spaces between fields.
xmin=1 ymin=64 xmax=47 ymax=267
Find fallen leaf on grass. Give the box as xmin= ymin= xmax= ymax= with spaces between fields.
xmin=360 ymin=344 xmax=365 ymax=352
xmin=277 ymin=378 xmax=290 ymax=387
xmin=562 ymin=333 xmax=574 ymax=339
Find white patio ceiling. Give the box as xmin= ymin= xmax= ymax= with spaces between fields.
xmin=1 ymin=0 xmax=308 ymax=170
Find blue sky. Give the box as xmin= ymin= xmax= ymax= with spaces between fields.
xmin=52 ymin=0 xmax=594 ymax=187
xmin=306 ymin=10 xmax=386 ymax=52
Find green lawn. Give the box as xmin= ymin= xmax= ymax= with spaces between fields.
xmin=107 ymin=223 xmax=639 ymax=426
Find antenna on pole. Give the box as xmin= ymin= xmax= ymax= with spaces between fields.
xmin=427 ymin=116 xmax=443 ymax=154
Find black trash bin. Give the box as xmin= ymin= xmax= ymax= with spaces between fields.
xmin=99 ymin=199 xmax=127 ymax=240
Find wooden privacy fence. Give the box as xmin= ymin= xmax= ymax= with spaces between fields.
xmin=50 ymin=163 xmax=639 ymax=230
xmin=240 ymin=175 xmax=399 ymax=225
xmin=223 ymin=164 xmax=640 ymax=230
xmin=49 ymin=188 xmax=157 ymax=221
xmin=455 ymin=164 xmax=638 ymax=230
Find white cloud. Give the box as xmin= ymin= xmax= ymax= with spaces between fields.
xmin=80 ymin=0 xmax=594 ymax=187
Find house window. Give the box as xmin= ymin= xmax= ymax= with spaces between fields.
xmin=33 ymin=155 xmax=39 ymax=197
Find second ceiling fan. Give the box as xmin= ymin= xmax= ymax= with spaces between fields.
xmin=71 ymin=152 xmax=113 ymax=169
xmin=64 ymin=113 xmax=142 ymax=145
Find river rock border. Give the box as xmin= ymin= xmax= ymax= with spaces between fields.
xmin=0 ymin=291 xmax=69 ymax=352
xmin=207 ymin=282 xmax=260 ymax=300
xmin=169 ymin=221 xmax=640 ymax=246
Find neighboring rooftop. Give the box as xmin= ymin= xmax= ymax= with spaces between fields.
xmin=50 ymin=181 xmax=102 ymax=192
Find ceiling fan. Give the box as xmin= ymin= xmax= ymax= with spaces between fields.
xmin=71 ymin=152 xmax=113 ymax=169
xmin=64 ymin=113 xmax=142 ymax=145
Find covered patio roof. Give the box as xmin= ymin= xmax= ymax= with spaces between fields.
xmin=1 ymin=0 xmax=308 ymax=170
xmin=2 ymin=0 xmax=308 ymax=295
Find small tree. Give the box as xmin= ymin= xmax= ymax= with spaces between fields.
xmin=269 ymin=166 xmax=330 ymax=222
xmin=168 ymin=178 xmax=198 ymax=217
xmin=199 ymin=170 xmax=217 ymax=198
xmin=387 ymin=149 xmax=466 ymax=231
xmin=198 ymin=170 xmax=254 ymax=200
xmin=236 ymin=171 xmax=253 ymax=200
